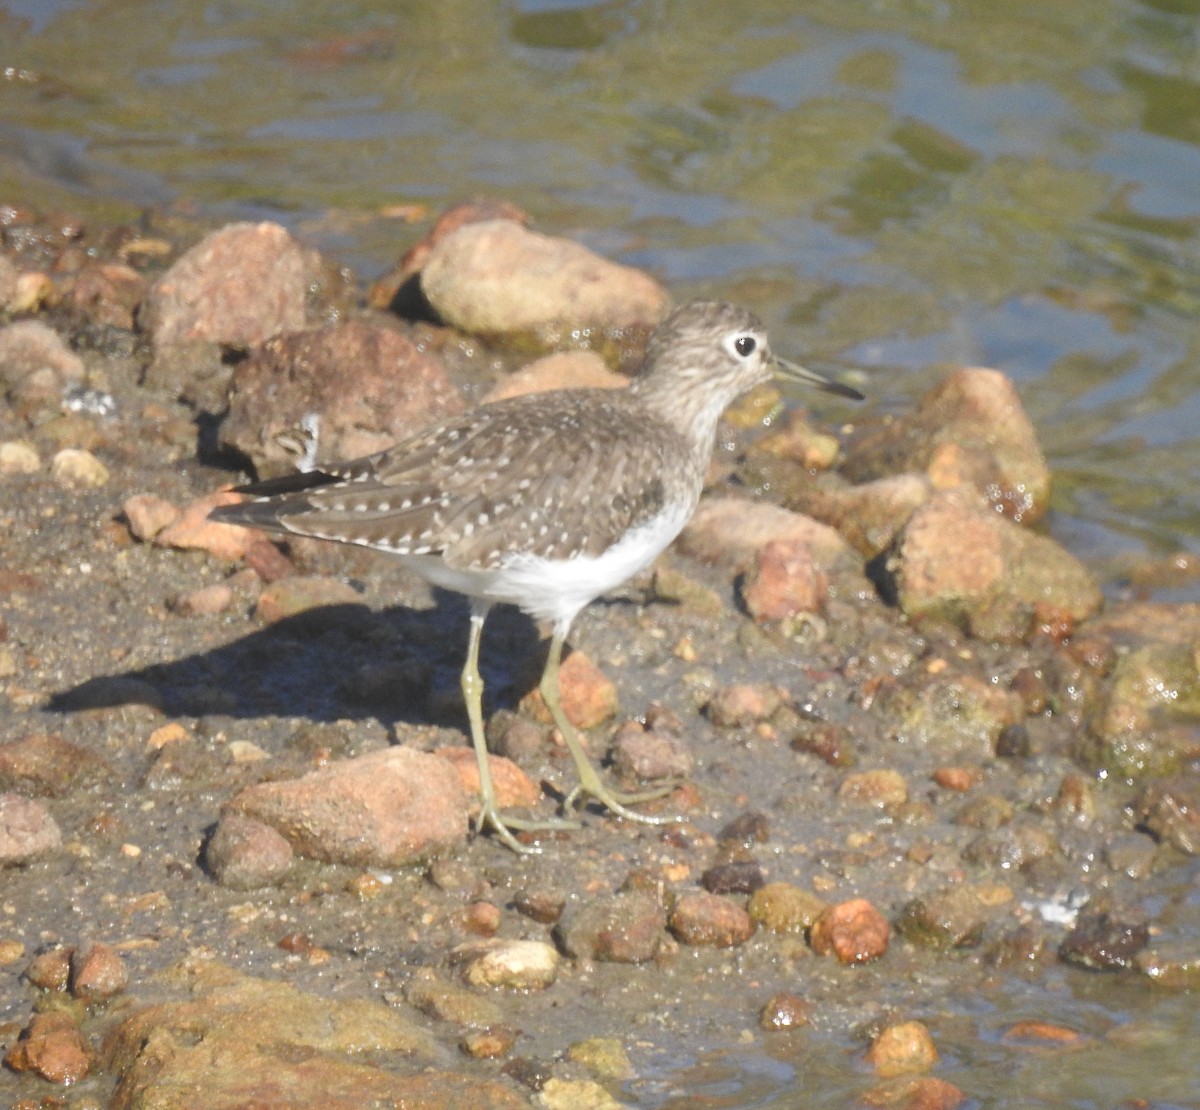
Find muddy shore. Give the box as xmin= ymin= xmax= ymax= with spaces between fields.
xmin=1 ymin=201 xmax=1198 ymax=1108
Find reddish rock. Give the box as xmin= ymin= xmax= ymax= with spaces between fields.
xmin=0 ymin=731 xmax=110 ymax=796
xmin=435 ymin=746 xmax=543 ymax=811
xmin=842 ymin=367 xmax=1051 ymax=524
xmin=65 ymin=261 xmax=147 ymax=330
xmin=70 ymin=940 xmax=128 ymax=1001
xmin=0 ymin=792 xmax=61 ymax=864
xmin=226 ymin=746 xmax=468 ymax=866
xmin=886 ymin=490 xmax=1101 ymax=644
xmin=169 ymin=582 xmax=236 ymax=617
xmin=867 ymin=1021 xmax=939 ymax=1076
xmin=706 ymin=683 xmax=783 ymax=728
xmin=859 ymin=1076 xmax=966 ymax=1110
xmin=25 ymin=946 xmax=72 ymax=991
xmin=369 ymin=198 xmax=530 ymax=312
xmin=931 ymin=766 xmax=982 ymax=792
xmin=204 ymin=812 xmax=295 ymax=889
xmin=521 ymin=649 xmax=618 ymax=731
xmin=809 ymin=898 xmax=890 ymax=965
xmin=155 ymin=490 xmax=278 ymax=563
xmin=219 ymin=320 xmax=464 ymax=479
xmin=741 ymin=537 xmax=829 ymax=621
xmin=4 ymin=1010 xmax=90 ymax=1084
xmin=785 ymin=473 xmax=931 ymax=558
xmin=554 ymin=890 xmax=667 ymax=963
xmin=669 ymin=891 xmax=755 ymax=947
xmin=680 ymin=498 xmax=860 ymax=578
xmin=140 ymin=221 xmax=327 ymax=350
xmin=610 ymin=720 xmax=694 ymax=781
xmin=420 ymin=218 xmax=668 ymax=342
xmin=123 ymin=492 xmax=182 ymax=541
xmin=483 ymin=350 xmax=626 ymax=403
xmin=759 ymin=992 xmax=812 ymax=1030
xmin=0 ymin=320 xmax=86 ymax=393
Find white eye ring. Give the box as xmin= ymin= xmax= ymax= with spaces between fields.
xmin=725 ymin=332 xmax=759 ymax=360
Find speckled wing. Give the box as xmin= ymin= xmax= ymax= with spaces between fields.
xmin=210 ymin=390 xmax=684 ymax=569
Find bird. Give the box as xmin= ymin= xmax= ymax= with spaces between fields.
xmin=209 ymin=300 xmax=862 ymax=852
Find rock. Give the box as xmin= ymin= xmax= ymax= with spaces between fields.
xmin=460 ymin=1025 xmax=518 ymax=1059
xmin=649 ymin=564 xmax=725 ymax=619
xmin=700 ymin=860 xmax=765 ymax=896
xmin=3 ymin=1011 xmax=90 ymax=1085
xmin=895 ymin=886 xmax=1003 ymax=949
xmin=140 ymin=221 xmax=329 ymax=350
xmin=0 ymin=792 xmax=61 ymax=864
xmin=0 ymin=439 xmax=40 ymax=474
xmin=747 ymin=882 xmax=827 ymax=935
xmin=1137 ymin=775 xmax=1200 ymax=855
xmin=609 ymin=720 xmax=693 ymax=782
xmin=204 ymin=812 xmax=295 ymax=889
xmin=435 ymin=746 xmax=543 ymax=811
xmin=841 ymin=367 xmax=1050 ymax=523
xmin=103 ymin=956 xmax=526 ymax=1110
xmin=759 ymin=992 xmax=812 ymax=1031
xmin=962 ymin=819 xmax=1054 ymax=871
xmin=882 ymin=490 xmax=1102 ymax=644
xmin=455 ymin=938 xmax=560 ymax=990
xmin=809 ymin=898 xmax=890 ymax=965
xmin=404 ymin=967 xmax=504 ymax=1026
xmin=122 ymin=492 xmax=181 ymax=541
xmin=553 ymin=890 xmax=667 ymax=963
xmin=65 ymin=260 xmax=147 ymax=330
xmin=706 ymin=683 xmax=782 ymax=728
xmin=513 ymin=887 xmax=566 ymax=925
xmin=784 ymin=473 xmax=932 ymax=558
xmin=420 ymin=218 xmax=668 ymax=343
xmin=483 ymin=349 xmax=626 ymax=403
xmin=0 ymin=253 xmax=17 ymax=309
xmin=931 ymin=766 xmax=982 ymax=792
xmin=566 ymin=1037 xmax=633 ymax=1082
xmin=155 ymin=490 xmax=280 ymax=563
xmin=225 ymin=746 xmax=468 ymax=866
xmin=741 ymin=537 xmax=830 ymax=622
xmin=680 ymin=498 xmax=861 ymax=580
xmin=0 ymin=731 xmax=110 ymax=796
xmin=867 ymin=1021 xmax=939 ymax=1076
xmin=70 ymin=940 xmax=128 ymax=1001
xmin=838 ymin=768 xmax=909 ymax=808
xmin=50 ymin=447 xmax=109 ymax=488
xmin=0 ymin=320 xmax=85 ymax=398
xmin=254 ymin=575 xmax=364 ymax=623
xmin=219 ymin=321 xmax=464 ymax=479
xmin=718 ymin=810 xmax=771 ymax=846
xmin=539 ymin=1077 xmax=623 ymax=1110
xmin=369 ymin=197 xmax=530 ymax=313
xmin=25 ymin=946 xmax=73 ymax=991
xmin=1135 ymin=941 xmax=1200 ymax=990
xmin=521 ymin=648 xmax=618 ymax=730
xmin=1058 ymin=910 xmax=1149 ymax=971
xmin=169 ymin=581 xmax=236 ymax=617
xmin=668 ymin=891 xmax=755 ymax=947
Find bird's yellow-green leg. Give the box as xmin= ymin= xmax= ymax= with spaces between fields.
xmin=541 ymin=626 xmax=680 ymax=824
xmin=462 ymin=606 xmax=579 ymax=854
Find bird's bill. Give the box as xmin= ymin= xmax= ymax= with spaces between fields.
xmin=774 ymin=356 xmax=864 ymax=401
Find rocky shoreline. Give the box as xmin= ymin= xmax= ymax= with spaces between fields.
xmin=1 ymin=199 xmax=1198 ymax=1108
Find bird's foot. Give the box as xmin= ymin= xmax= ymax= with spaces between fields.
xmin=474 ymin=805 xmax=581 ymax=854
xmin=561 ymin=772 xmax=682 ymax=825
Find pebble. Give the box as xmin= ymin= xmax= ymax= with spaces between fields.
xmin=460 ymin=1025 xmax=518 ymax=1059
xmin=70 ymin=940 xmax=128 ymax=1001
xmin=3 ymin=1010 xmax=90 ymax=1084
xmin=809 ymin=898 xmax=890 ymax=965
xmin=700 ymin=860 xmax=765 ymax=896
xmin=669 ymin=891 xmax=755 ymax=948
xmin=554 ymin=890 xmax=666 ymax=963
xmin=123 ymin=492 xmax=182 ymax=541
xmin=520 ymin=649 xmax=618 ymax=730
xmin=169 ymin=582 xmax=236 ymax=616
xmin=253 ymin=575 xmax=363 ymax=623
xmin=538 ymin=1077 xmax=624 ymax=1110
xmin=513 ymin=887 xmax=566 ymax=925
xmin=0 ymin=730 xmax=110 ymax=796
xmin=0 ymin=440 xmax=40 ymax=475
xmin=747 ymin=882 xmax=827 ymax=935
xmin=51 ymin=447 xmax=109 ymax=488
xmin=566 ymin=1036 xmax=633 ymax=1081
xmin=706 ymin=683 xmax=783 ymax=728
xmin=759 ymin=992 xmax=811 ymax=1031
xmin=610 ymin=720 xmax=693 ymax=781
xmin=839 ymin=768 xmax=909 ymax=807
xmin=435 ymin=746 xmax=542 ymax=811
xmin=867 ymin=1020 xmax=939 ymax=1076
xmin=741 ymin=537 xmax=830 ymax=621
xmin=0 ymin=792 xmax=61 ymax=864
xmin=404 ymin=967 xmax=503 ymax=1026
xmin=457 ymin=938 xmax=559 ymax=990
xmin=1058 ymin=910 xmax=1149 ymax=971
xmin=204 ymin=812 xmax=294 ymax=889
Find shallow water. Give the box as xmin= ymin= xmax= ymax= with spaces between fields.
xmin=3 ymin=1 xmax=1200 ymax=1106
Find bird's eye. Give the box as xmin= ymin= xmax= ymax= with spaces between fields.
xmin=734 ymin=335 xmax=756 ymax=357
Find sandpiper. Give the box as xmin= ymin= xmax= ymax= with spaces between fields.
xmin=210 ymin=300 xmax=862 ymax=852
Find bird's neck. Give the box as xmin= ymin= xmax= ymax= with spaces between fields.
xmin=629 ymin=374 xmax=731 ymax=459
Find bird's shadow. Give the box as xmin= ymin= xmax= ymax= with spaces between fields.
xmin=47 ymin=590 xmax=563 ymax=736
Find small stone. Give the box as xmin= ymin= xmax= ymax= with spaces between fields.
xmin=701 ymin=860 xmax=765 ymax=895
xmin=706 ymin=683 xmax=783 ymax=728
xmin=867 ymin=1021 xmax=939 ymax=1076
xmin=404 ymin=967 xmax=503 ymax=1026
xmin=741 ymin=537 xmax=829 ymax=621
xmin=566 ymin=1036 xmax=633 ymax=1081
xmin=457 ymin=938 xmax=559 ymax=990
xmin=0 ymin=938 xmax=24 ymax=966
xmin=554 ymin=890 xmax=666 ymax=963
xmin=839 ymin=768 xmax=908 ymax=807
xmin=1001 ymin=1021 xmax=1083 ymax=1045
xmin=759 ymin=991 xmax=812 ymax=1031
xmin=895 ymin=887 xmax=995 ymax=950
xmin=858 ymin=1077 xmax=966 ymax=1110
xmin=521 ymin=649 xmax=618 ymax=730
xmin=669 ymin=891 xmax=755 ymax=947
xmin=51 ymin=447 xmax=109 ymax=488
xmin=610 ymin=721 xmax=693 ymax=781
xmin=1135 ymin=941 xmax=1200 ymax=990
xmin=70 ymin=940 xmax=128 ymax=1001
xmin=253 ymin=574 xmax=363 ymax=623
xmin=0 ymin=440 xmax=40 ymax=475
xmin=169 ymin=582 xmax=235 ymax=617
xmin=538 ymin=1077 xmax=624 ymax=1110
xmin=1058 ymin=911 xmax=1149 ymax=971
xmin=25 ymin=946 xmax=72 ymax=991
xmin=0 ymin=792 xmax=61 ymax=864
xmin=995 ymin=723 xmax=1032 ymax=758
xmin=931 ymin=766 xmax=982 ymax=792
xmin=0 ymin=731 xmax=109 ymax=796
xmin=123 ymin=493 xmax=182 ymax=541
xmin=458 ymin=900 xmax=502 ymax=937
xmin=460 ymin=1025 xmax=518 ymax=1059
xmin=513 ymin=887 xmax=566 ymax=925
xmin=3 ymin=1011 xmax=90 ymax=1085
xmin=204 ymin=812 xmax=294 ymax=889
xmin=747 ymin=882 xmax=827 ymax=935
xmin=435 ymin=746 xmax=542 ymax=812
xmin=810 ymin=898 xmax=890 ymax=965
xmin=717 ymin=810 xmax=771 ymax=846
